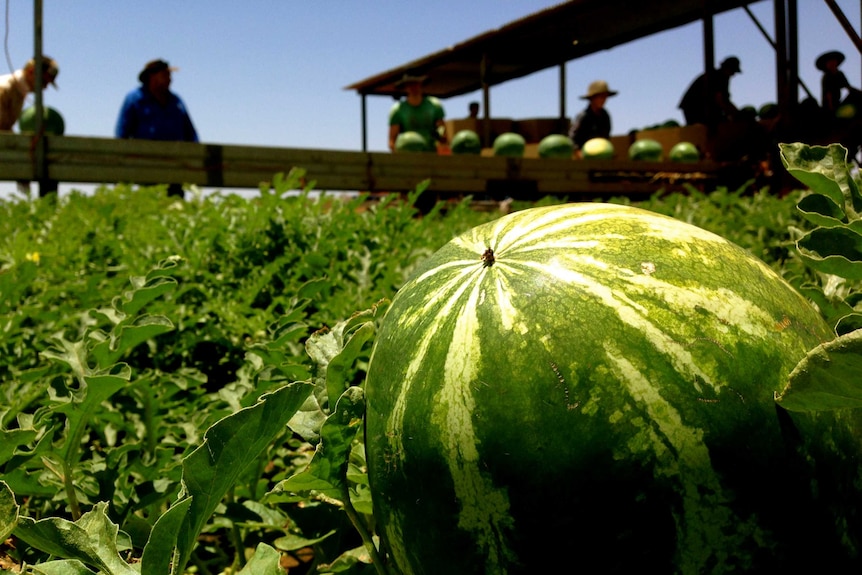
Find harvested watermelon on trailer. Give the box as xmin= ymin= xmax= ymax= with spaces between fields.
xmin=364 ymin=203 xmax=862 ymax=574
xmin=450 ymin=129 xmax=482 ymax=155
xmin=537 ymin=134 xmax=574 ymax=159
xmin=580 ymin=136 xmax=614 ymax=159
xmin=492 ymin=132 xmax=526 ymax=157
xmin=629 ymin=138 xmax=663 ymax=161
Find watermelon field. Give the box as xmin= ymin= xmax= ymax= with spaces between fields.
xmin=2 ymin=143 xmax=862 ymax=574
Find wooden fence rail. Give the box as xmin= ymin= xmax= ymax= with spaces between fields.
xmin=0 ymin=134 xmax=720 ymax=198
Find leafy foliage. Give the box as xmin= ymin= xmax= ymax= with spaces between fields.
xmin=0 ymin=164 xmax=843 ymax=573
xmin=773 ymin=143 xmax=862 ymax=412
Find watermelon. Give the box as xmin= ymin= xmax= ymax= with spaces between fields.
xmin=365 ymin=203 xmax=862 ymax=574
xmin=395 ymin=131 xmax=429 ymax=153
xmin=451 ymin=129 xmax=482 ymax=155
xmin=492 ymin=132 xmax=525 ymax=157
xmin=759 ymin=103 xmax=779 ymax=120
xmin=836 ymin=103 xmax=857 ymax=119
xmin=18 ymin=106 xmax=65 ymax=135
xmin=669 ymin=141 xmax=700 ymax=163
xmin=537 ymin=134 xmax=574 ymax=159
xmin=580 ymin=137 xmax=614 ymax=159
xmin=629 ymin=138 xmax=663 ymax=161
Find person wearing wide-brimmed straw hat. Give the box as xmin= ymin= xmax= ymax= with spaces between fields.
xmin=388 ymin=72 xmax=447 ymax=152
xmin=816 ymin=50 xmax=858 ymax=115
xmin=679 ymin=56 xmax=741 ymax=126
xmin=568 ymin=80 xmax=618 ymax=156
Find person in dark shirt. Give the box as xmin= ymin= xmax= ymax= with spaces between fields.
xmin=679 ymin=57 xmax=741 ymax=126
xmin=568 ymin=80 xmax=617 ymax=155
xmin=115 ymin=59 xmax=198 ymax=142
xmin=817 ymin=50 xmax=860 ymax=116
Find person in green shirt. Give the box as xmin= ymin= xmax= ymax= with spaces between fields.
xmin=388 ymin=73 xmax=447 ymax=152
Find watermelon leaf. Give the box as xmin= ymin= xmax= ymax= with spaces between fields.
xmin=270 ymin=385 xmax=364 ymax=500
xmin=236 ymin=543 xmax=283 ymax=575
xmin=28 ymin=559 xmax=94 ymax=575
xmin=13 ymin=502 xmax=137 ymax=575
xmin=776 ymin=329 xmax=862 ymax=411
xmin=835 ymin=313 xmax=862 ymax=336
xmin=140 ymin=497 xmax=193 ymax=575
xmin=168 ymin=381 xmax=313 ymax=575
xmin=780 ymin=142 xmax=862 ymax=218
xmin=796 ymin=227 xmax=862 ymax=279
xmin=0 ymin=480 xmax=18 ymax=542
xmin=796 ymin=193 xmax=847 ymax=228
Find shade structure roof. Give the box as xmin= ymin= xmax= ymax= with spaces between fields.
xmin=345 ymin=0 xmax=761 ymax=99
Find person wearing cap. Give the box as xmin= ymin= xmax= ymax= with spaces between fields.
xmin=568 ymin=80 xmax=617 ymax=156
xmin=816 ymin=50 xmax=859 ymax=115
xmin=388 ymin=72 xmax=447 ymax=152
xmin=115 ymin=59 xmax=198 ymax=143
xmin=0 ymin=56 xmax=59 ymax=131
xmin=679 ymin=57 xmax=741 ymax=126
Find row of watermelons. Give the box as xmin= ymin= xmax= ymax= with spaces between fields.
xmin=581 ymin=137 xmax=700 ymax=162
xmin=397 ymin=129 xmax=700 ymax=162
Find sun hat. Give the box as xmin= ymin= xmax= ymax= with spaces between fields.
xmin=816 ymin=50 xmax=845 ymax=71
xmin=394 ymin=72 xmax=429 ymax=87
xmin=581 ymin=80 xmax=618 ymax=99
xmin=139 ymin=59 xmax=178 ymax=83
xmin=26 ymin=56 xmax=59 ymax=88
xmin=720 ymin=56 xmax=741 ymax=73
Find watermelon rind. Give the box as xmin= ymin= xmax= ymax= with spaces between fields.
xmin=365 ymin=203 xmax=862 ymax=574
xmin=581 ymin=137 xmax=614 ymax=159
xmin=669 ymin=141 xmax=700 ymax=163
xmin=395 ymin=131 xmax=430 ymax=153
xmin=629 ymin=138 xmax=663 ymax=161
xmin=492 ymin=132 xmax=526 ymax=157
xmin=451 ymin=129 xmax=482 ymax=155
xmin=18 ymin=106 xmax=65 ymax=135
xmin=537 ymin=134 xmax=574 ymax=159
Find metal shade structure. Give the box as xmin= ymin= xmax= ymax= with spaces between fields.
xmin=345 ymin=0 xmax=760 ymax=100
xmin=346 ymin=0 xmax=861 ymax=150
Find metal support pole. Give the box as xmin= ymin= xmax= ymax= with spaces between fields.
xmin=824 ymin=0 xmax=862 ymax=54
xmin=744 ymin=3 xmax=813 ymax=100
xmin=702 ymin=11 xmax=716 ymax=128
xmin=774 ymin=0 xmax=789 ymax=117
xmin=481 ymin=53 xmax=491 ymax=147
xmin=34 ymin=0 xmax=47 ymax=196
xmin=559 ymin=62 xmax=566 ymax=121
xmin=787 ymin=0 xmax=800 ymax=110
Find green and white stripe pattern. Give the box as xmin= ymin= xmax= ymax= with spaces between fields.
xmin=365 ymin=203 xmax=844 ymax=574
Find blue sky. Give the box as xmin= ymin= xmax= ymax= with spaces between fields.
xmin=1 ymin=1 xmax=860 ymax=196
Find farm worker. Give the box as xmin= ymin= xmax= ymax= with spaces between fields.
xmin=115 ymin=59 xmax=199 ymax=197
xmin=468 ymin=101 xmax=480 ymax=119
xmin=816 ymin=50 xmax=861 ymax=116
xmin=115 ymin=59 xmax=198 ymax=143
xmin=679 ymin=56 xmax=741 ymax=126
xmin=388 ymin=72 xmax=447 ymax=152
xmin=568 ymin=80 xmax=617 ymax=157
xmin=0 ymin=56 xmax=59 ymax=131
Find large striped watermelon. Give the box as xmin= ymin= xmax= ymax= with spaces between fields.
xmin=364 ymin=203 xmax=862 ymax=574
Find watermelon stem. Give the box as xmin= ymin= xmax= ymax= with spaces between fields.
xmin=341 ymin=481 xmax=395 ymax=575
xmin=481 ymin=248 xmax=495 ymax=267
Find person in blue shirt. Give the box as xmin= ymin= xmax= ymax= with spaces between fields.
xmin=115 ymin=59 xmax=198 ymax=142
xmin=115 ymin=59 xmax=198 ymax=196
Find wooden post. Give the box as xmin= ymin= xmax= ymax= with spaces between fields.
xmin=360 ymin=93 xmax=368 ymax=152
